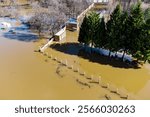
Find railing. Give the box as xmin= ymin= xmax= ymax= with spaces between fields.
xmin=39 ymin=38 xmax=54 ymax=52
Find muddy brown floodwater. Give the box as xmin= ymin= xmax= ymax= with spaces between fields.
xmin=0 ymin=29 xmax=150 ymax=100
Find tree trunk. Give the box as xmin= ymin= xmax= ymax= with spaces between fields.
xmin=122 ymin=50 xmax=126 ymax=61
xmin=109 ymin=50 xmax=111 ymax=57
xmin=38 ymin=30 xmax=41 ymax=37
xmin=127 ymin=0 xmax=132 ymax=10
xmin=144 ymin=59 xmax=147 ymax=63
xmin=91 ymin=42 xmax=94 ymax=53
xmin=52 ymin=31 xmax=55 ymax=37
xmin=115 ymin=51 xmax=117 ymax=57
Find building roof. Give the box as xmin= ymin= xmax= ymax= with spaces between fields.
xmin=66 ymin=18 xmax=77 ymax=25
xmin=93 ymin=0 xmax=109 ymax=3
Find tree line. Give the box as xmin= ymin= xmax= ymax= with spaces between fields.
xmin=27 ymin=0 xmax=91 ymax=37
xmin=0 ymin=0 xmax=91 ymax=37
xmin=78 ymin=2 xmax=150 ymax=63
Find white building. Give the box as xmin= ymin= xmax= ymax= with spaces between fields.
xmin=54 ymin=27 xmax=66 ymax=42
xmin=88 ymin=0 xmax=109 ymax=3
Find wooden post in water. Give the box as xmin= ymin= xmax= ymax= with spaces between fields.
xmin=50 ymin=55 xmax=52 ymax=59
xmin=45 ymin=53 xmax=47 ymax=56
xmin=52 ymin=56 xmax=55 ymax=60
xmin=91 ymin=75 xmax=93 ymax=81
xmin=106 ymin=83 xmax=109 ymax=89
xmin=57 ymin=58 xmax=60 ymax=63
xmin=83 ymin=72 xmax=86 ymax=76
xmin=97 ymin=77 xmax=100 ymax=84
xmin=60 ymin=60 xmax=63 ymax=64
xmin=67 ymin=64 xmax=71 ymax=69
xmin=77 ymin=68 xmax=79 ymax=73
xmin=47 ymin=53 xmax=51 ymax=58
xmin=44 ymin=52 xmax=47 ymax=56
xmin=71 ymin=65 xmax=73 ymax=70
xmin=65 ymin=60 xmax=68 ymax=66
xmin=99 ymin=76 xmax=101 ymax=83
xmin=116 ymin=88 xmax=119 ymax=95
xmin=120 ymin=94 xmax=128 ymax=99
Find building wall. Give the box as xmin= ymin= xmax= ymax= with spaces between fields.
xmin=93 ymin=0 xmax=109 ymax=2
xmin=54 ymin=27 xmax=66 ymax=42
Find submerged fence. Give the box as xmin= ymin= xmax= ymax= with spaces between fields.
xmin=40 ymin=51 xmax=134 ymax=100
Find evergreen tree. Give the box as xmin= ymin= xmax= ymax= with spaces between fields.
xmin=144 ymin=8 xmax=150 ymax=21
xmin=119 ymin=11 xmax=130 ymax=60
xmin=87 ymin=11 xmax=100 ymax=47
xmin=127 ymin=2 xmax=145 ymax=59
xmin=106 ymin=4 xmax=122 ymax=57
xmin=137 ymin=18 xmax=150 ymax=63
xmin=95 ymin=17 xmax=107 ymax=48
xmin=78 ymin=16 xmax=89 ymax=44
xmin=78 ymin=2 xmax=150 ymax=64
xmin=127 ymin=2 xmax=150 ymax=63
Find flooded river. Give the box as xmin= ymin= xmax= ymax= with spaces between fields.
xmin=0 ymin=18 xmax=150 ymax=100
xmin=0 ymin=36 xmax=120 ymax=100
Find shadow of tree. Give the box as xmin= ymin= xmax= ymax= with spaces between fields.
xmin=50 ymin=42 xmax=82 ymax=55
xmin=50 ymin=43 xmax=140 ymax=69
xmin=3 ymin=32 xmax=38 ymax=42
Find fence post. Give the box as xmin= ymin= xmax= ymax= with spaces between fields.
xmin=65 ymin=60 xmax=68 ymax=66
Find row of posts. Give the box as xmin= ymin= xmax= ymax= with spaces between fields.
xmin=42 ymin=52 xmax=130 ymax=100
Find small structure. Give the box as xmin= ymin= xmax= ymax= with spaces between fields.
xmin=93 ymin=0 xmax=109 ymax=3
xmin=54 ymin=27 xmax=66 ymax=41
xmin=66 ymin=18 xmax=77 ymax=31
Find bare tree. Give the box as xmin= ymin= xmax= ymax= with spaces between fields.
xmin=0 ymin=7 xmax=10 ymax=16
xmin=28 ymin=8 xmax=66 ymax=37
xmin=29 ymin=12 xmax=51 ymax=36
